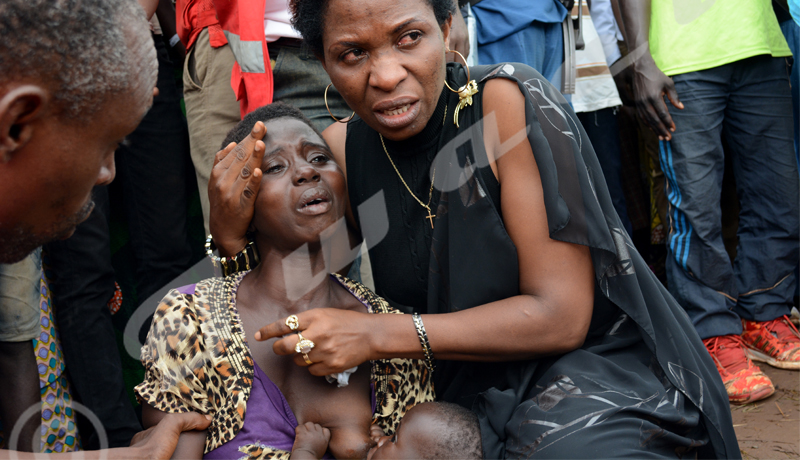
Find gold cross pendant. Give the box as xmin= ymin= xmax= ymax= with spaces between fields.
xmin=425 ymin=209 xmax=436 ymax=228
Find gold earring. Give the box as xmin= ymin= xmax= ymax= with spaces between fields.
xmin=443 ymin=48 xmax=471 ymax=93
xmin=324 ymin=83 xmax=355 ymax=123
xmin=443 ymin=49 xmax=479 ymax=128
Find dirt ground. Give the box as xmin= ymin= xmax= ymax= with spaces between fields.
xmin=732 ymin=366 xmax=800 ymax=459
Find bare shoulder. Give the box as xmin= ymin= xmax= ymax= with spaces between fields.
xmin=482 ymin=77 xmax=526 ymax=120
xmin=481 ymin=78 xmax=529 ymax=184
xmin=322 ymin=121 xmax=348 ymax=177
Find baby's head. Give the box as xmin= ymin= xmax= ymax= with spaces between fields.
xmin=367 ymin=402 xmax=482 ymax=460
xmin=221 ymin=103 xmax=347 ymax=250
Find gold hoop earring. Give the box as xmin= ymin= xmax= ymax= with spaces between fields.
xmin=443 ymin=48 xmax=471 ymax=94
xmin=324 ymin=83 xmax=355 ymax=123
xmin=443 ymin=49 xmax=479 ymax=128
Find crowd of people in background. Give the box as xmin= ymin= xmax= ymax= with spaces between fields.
xmin=0 ymin=0 xmax=798 ymax=457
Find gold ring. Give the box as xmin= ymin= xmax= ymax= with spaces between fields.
xmin=295 ymin=332 xmax=315 ymax=354
xmin=285 ymin=315 xmax=300 ymax=331
xmin=302 ymin=353 xmax=313 ymax=365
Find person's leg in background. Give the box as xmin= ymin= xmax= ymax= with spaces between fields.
xmin=723 ymin=55 xmax=800 ymax=370
xmin=0 ymin=249 xmax=42 ymax=451
xmin=116 ymin=36 xmax=195 ymax=306
xmin=780 ymin=19 xmax=799 ymax=164
xmin=663 ymin=63 xmax=775 ymax=404
xmin=779 ymin=16 xmax=800 ymax=315
xmin=461 ymin=3 xmax=479 ymax=66
xmin=577 ymin=108 xmax=633 ymax=236
xmin=44 ymin=187 xmax=141 ymax=448
xmin=269 ymin=40 xmax=351 ymax=132
xmin=183 ymin=29 xmax=242 ymax=234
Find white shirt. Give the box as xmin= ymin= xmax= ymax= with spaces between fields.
xmin=589 ymin=0 xmax=624 ymax=66
xmin=264 ymin=0 xmax=300 ymax=42
xmin=571 ymin=1 xmax=622 ymax=113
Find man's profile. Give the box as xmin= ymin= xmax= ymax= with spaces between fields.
xmin=0 ymin=1 xmax=209 ymax=458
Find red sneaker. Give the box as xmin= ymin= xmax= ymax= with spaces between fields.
xmin=742 ymin=316 xmax=800 ymax=370
xmin=703 ymin=335 xmax=775 ymax=404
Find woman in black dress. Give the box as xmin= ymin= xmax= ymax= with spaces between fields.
xmin=208 ymin=0 xmax=739 ymax=457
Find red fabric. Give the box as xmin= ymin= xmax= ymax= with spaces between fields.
xmin=216 ymin=0 xmax=273 ymax=116
xmin=176 ymin=0 xmax=226 ymax=49
xmin=176 ymin=0 xmax=273 ymax=117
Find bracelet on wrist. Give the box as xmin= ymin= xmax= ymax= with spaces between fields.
xmin=412 ymin=312 xmax=435 ymax=371
xmin=205 ymin=234 xmax=260 ymax=277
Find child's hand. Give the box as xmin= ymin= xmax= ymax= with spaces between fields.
xmin=292 ymin=422 xmax=331 ymax=459
xmin=369 ymin=424 xmax=385 ymax=445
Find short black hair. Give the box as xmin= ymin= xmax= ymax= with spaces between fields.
xmin=221 ymin=102 xmax=320 ymax=149
xmin=289 ymin=0 xmax=455 ymax=57
xmin=422 ymin=402 xmax=482 ymax=459
xmin=0 ymin=0 xmax=154 ymax=118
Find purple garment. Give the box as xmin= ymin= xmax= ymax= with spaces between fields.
xmin=204 ymin=274 xmax=376 ymax=459
xmin=175 ymin=283 xmax=197 ymax=295
xmin=205 ymin=362 xmax=341 ymax=459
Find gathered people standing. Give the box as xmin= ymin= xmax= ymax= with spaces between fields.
xmin=617 ymin=0 xmax=800 ymax=405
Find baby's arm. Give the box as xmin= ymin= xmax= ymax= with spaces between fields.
xmin=292 ymin=422 xmax=331 ymax=459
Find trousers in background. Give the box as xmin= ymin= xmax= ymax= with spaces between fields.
xmin=662 ymin=56 xmax=799 ymax=339
xmin=183 ymin=29 xmax=242 ymax=233
xmin=577 ymin=108 xmax=633 ymax=237
xmin=116 ymin=36 xmax=195 ymax=304
xmin=45 ymin=187 xmax=140 ymax=449
xmin=780 ymin=19 xmax=799 ymax=163
xmin=268 ymin=40 xmax=351 ymax=133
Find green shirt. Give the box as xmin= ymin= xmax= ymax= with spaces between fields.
xmin=650 ymin=0 xmax=792 ymax=76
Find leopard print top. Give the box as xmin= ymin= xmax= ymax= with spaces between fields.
xmin=134 ymin=273 xmax=434 ymax=456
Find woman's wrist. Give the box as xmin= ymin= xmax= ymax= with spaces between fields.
xmin=208 ymin=214 xmax=250 ymax=258
xmin=368 ymin=312 xmax=427 ymax=361
xmin=215 ymin=236 xmax=250 ymax=258
xmin=412 ymin=313 xmax=435 ymax=370
xmin=205 ymin=235 xmax=259 ymax=276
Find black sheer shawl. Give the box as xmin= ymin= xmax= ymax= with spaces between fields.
xmin=424 ymin=63 xmax=738 ymax=458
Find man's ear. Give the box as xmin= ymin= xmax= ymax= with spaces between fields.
xmin=0 ymin=85 xmax=49 ymax=163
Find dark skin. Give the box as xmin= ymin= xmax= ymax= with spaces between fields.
xmin=210 ymin=0 xmax=594 ymax=380
xmin=144 ymin=118 xmax=374 ymax=460
xmin=292 ymin=402 xmax=454 ymax=460
xmin=612 ymin=0 xmax=683 ymax=140
xmin=365 ymin=403 xmax=442 ymax=460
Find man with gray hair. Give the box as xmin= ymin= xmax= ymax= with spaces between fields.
xmin=0 ymin=0 xmax=209 ymax=456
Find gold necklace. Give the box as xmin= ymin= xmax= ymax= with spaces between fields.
xmin=379 ymin=106 xmax=447 ymax=229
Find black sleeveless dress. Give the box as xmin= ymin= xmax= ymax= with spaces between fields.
xmin=346 ymin=63 xmax=738 ymax=459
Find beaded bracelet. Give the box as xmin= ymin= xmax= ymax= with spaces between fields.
xmin=205 ymin=234 xmax=260 ymax=277
xmin=412 ymin=312 xmax=435 ymax=371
